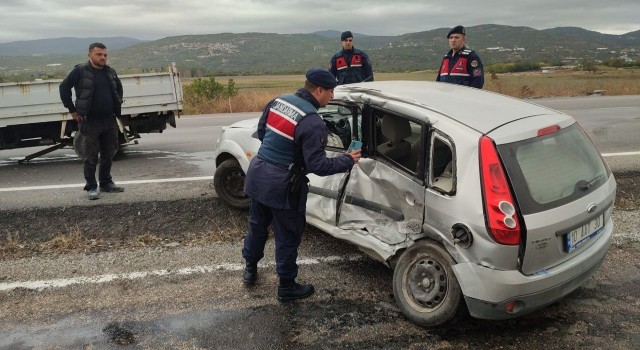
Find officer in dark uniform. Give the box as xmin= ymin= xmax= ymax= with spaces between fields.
xmin=436 ymin=25 xmax=484 ymax=89
xmin=329 ymin=31 xmax=374 ymax=85
xmin=242 ymin=68 xmax=361 ymax=301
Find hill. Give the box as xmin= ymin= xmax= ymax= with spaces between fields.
xmin=0 ymin=37 xmax=145 ymax=56
xmin=0 ymin=25 xmax=638 ymax=79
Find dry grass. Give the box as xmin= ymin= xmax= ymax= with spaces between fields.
xmin=183 ymin=68 xmax=640 ymax=114
xmin=42 ymin=225 xmax=97 ymax=254
xmin=136 ymin=233 xmax=163 ymax=246
xmin=1 ymin=231 xmax=23 ymax=256
xmin=184 ymin=88 xmax=290 ymax=114
xmin=484 ymin=69 xmax=640 ymax=98
xmin=202 ymin=205 xmax=248 ymax=243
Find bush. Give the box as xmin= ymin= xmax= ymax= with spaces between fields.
xmin=184 ymin=77 xmax=239 ymax=101
xmin=581 ymin=61 xmax=599 ymax=73
xmin=486 ymin=62 xmax=542 ymax=73
xmin=183 ymin=77 xmax=242 ymax=114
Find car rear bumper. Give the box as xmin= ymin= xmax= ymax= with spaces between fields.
xmin=453 ymin=223 xmax=612 ymax=320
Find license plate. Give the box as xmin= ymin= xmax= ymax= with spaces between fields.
xmin=564 ymin=214 xmax=605 ymax=253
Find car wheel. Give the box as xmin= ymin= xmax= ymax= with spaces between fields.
xmin=392 ymin=240 xmax=465 ymax=327
xmin=213 ymin=158 xmax=250 ymax=209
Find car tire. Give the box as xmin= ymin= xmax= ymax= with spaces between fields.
xmin=213 ymin=158 xmax=250 ymax=209
xmin=392 ymin=240 xmax=465 ymax=327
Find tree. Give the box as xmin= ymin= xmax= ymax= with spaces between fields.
xmin=582 ymin=61 xmax=598 ymax=73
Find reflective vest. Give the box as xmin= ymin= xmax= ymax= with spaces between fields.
xmin=258 ymin=94 xmax=317 ymax=168
xmin=334 ymin=49 xmax=367 ymax=84
xmin=437 ymin=47 xmax=484 ymax=88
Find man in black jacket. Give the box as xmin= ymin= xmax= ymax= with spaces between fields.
xmin=59 ymin=42 xmax=124 ymax=200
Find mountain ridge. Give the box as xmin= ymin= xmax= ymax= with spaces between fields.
xmin=0 ymin=37 xmax=146 ymax=56
xmin=1 ymin=25 xmax=638 ymax=78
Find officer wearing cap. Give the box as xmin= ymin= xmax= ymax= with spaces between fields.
xmin=329 ymin=31 xmax=374 ymax=85
xmin=242 ymin=68 xmax=361 ymax=301
xmin=436 ymin=25 xmax=484 ymax=88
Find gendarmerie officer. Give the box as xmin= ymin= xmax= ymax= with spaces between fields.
xmin=436 ymin=25 xmax=484 ymax=88
xmin=329 ymin=31 xmax=374 ymax=85
xmin=241 ymin=68 xmax=361 ymax=301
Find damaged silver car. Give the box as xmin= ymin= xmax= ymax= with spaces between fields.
xmin=213 ymin=81 xmax=616 ymax=327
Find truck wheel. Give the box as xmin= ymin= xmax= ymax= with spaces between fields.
xmin=73 ymin=132 xmax=124 ymax=160
xmin=72 ymin=132 xmax=85 ymax=160
xmin=112 ymin=132 xmax=126 ymax=160
xmin=214 ymin=159 xmax=250 ymax=209
xmin=392 ymin=240 xmax=465 ymax=327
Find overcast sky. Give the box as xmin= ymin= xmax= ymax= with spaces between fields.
xmin=1 ymin=0 xmax=639 ymax=43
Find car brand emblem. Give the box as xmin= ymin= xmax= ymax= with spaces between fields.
xmin=587 ymin=204 xmax=597 ymax=213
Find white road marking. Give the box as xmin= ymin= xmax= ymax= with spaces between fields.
xmin=0 ymin=255 xmax=364 ymax=292
xmin=602 ymin=151 xmax=640 ymax=157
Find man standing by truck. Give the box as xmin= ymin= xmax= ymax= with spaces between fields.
xmin=59 ymin=42 xmax=124 ymax=200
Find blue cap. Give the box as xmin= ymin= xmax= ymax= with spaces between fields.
xmin=305 ymin=68 xmax=337 ymax=89
xmin=447 ymin=25 xmax=466 ymax=38
xmin=341 ymin=31 xmax=353 ymax=41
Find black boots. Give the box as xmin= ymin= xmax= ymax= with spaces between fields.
xmin=243 ymin=262 xmax=257 ymax=286
xmin=243 ymin=264 xmax=314 ymax=301
xmin=277 ymin=278 xmax=315 ymax=301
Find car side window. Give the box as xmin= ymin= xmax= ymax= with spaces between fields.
xmin=373 ymin=110 xmax=424 ymax=176
xmin=319 ymin=105 xmax=356 ymax=150
xmin=429 ymin=133 xmax=455 ymax=195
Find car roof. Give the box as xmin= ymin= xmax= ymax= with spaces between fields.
xmin=334 ymin=81 xmax=565 ymax=134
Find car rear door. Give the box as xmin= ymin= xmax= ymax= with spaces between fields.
xmin=336 ymin=108 xmax=426 ymax=245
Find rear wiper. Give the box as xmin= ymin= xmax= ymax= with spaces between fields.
xmin=580 ymin=174 xmax=605 ymax=190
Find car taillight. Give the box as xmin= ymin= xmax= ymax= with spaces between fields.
xmin=537 ymin=125 xmax=560 ymax=136
xmin=479 ymin=136 xmax=521 ymax=245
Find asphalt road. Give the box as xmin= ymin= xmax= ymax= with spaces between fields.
xmin=1 ymin=95 xmax=639 ymax=210
xmin=0 ymin=95 xmax=639 ymax=349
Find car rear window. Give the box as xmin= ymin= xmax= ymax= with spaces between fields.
xmin=497 ymin=123 xmax=609 ymax=214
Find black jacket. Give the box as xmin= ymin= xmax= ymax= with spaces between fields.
xmin=59 ymin=62 xmax=123 ymax=118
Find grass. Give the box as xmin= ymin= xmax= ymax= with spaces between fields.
xmin=183 ymin=68 xmax=640 ymax=114
xmin=485 ymin=69 xmax=640 ymax=98
xmin=0 ymin=205 xmax=249 ymax=260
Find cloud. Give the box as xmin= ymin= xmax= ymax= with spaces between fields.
xmin=0 ymin=0 xmax=638 ymax=43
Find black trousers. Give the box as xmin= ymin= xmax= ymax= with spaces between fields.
xmin=242 ymin=198 xmax=307 ymax=280
xmin=76 ymin=117 xmax=119 ymax=190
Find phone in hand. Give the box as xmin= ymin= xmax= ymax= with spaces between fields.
xmin=347 ymin=140 xmax=363 ymax=152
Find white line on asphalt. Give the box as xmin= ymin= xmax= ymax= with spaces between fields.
xmin=602 ymin=151 xmax=640 ymax=157
xmin=0 ymin=255 xmax=364 ymax=292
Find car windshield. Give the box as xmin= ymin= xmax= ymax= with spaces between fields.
xmin=497 ymin=123 xmax=608 ymax=214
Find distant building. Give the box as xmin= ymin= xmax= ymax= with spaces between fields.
xmin=562 ymin=57 xmax=581 ymax=64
